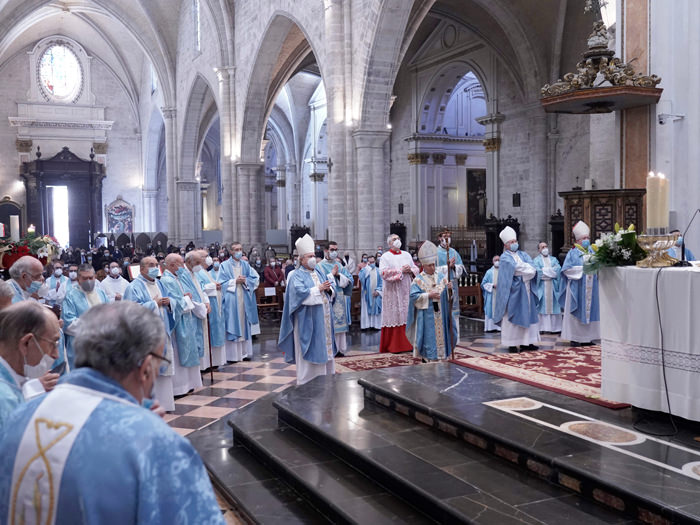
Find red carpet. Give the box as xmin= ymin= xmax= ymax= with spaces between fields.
xmin=451 ymin=345 xmax=630 ymax=409
xmin=335 ymin=348 xmax=479 ymax=373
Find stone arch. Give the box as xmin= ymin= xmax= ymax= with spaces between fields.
xmin=180 ymin=74 xmax=218 ymax=184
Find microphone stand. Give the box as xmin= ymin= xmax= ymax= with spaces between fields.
xmin=673 ymin=208 xmax=700 ymax=267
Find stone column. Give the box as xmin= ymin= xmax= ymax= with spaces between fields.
xmin=286 ymin=162 xmax=299 ymax=226
xmin=215 ymin=66 xmax=236 ymax=243
xmin=176 ymin=181 xmax=198 ymax=242
xmin=476 ymin=112 xmax=505 ymax=217
xmin=235 ymin=162 xmax=263 ymax=248
xmin=309 ymin=171 xmax=325 ymax=238
xmin=324 ymin=0 xmax=348 ymax=247
xmin=352 ymin=129 xmax=390 ymax=253
xmin=161 ymin=107 xmax=178 ymax=243
xmin=432 ymin=152 xmax=446 ymax=226
xmin=275 ymin=167 xmax=287 ymax=231
xmin=142 ymin=189 xmax=158 ymax=231
xmin=408 ymin=152 xmax=430 ymax=240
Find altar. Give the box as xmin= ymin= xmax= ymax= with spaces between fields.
xmin=599 ymin=266 xmax=700 ymax=422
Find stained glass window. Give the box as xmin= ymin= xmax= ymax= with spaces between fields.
xmin=39 ymin=44 xmax=82 ymax=101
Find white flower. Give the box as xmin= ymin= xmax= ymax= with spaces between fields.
xmin=614 ymin=233 xmax=622 ymax=242
xmin=583 ymin=254 xmax=592 ymax=263
xmin=595 ymin=238 xmax=604 ymax=247
xmin=37 ymin=247 xmax=48 ymax=258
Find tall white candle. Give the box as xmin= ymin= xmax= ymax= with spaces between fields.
xmin=658 ymin=173 xmax=669 ymax=230
xmin=646 ymin=171 xmax=659 ymax=229
xmin=9 ymin=215 xmax=19 ymax=242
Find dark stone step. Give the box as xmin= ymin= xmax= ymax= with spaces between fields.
xmin=273 ymin=373 xmax=633 ymax=525
xmin=357 ymin=363 xmax=700 ymax=525
xmin=228 ymin=388 xmax=435 ymax=524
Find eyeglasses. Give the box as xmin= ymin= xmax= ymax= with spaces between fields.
xmin=148 ymin=351 xmax=171 ymax=375
xmin=32 ymin=333 xmax=61 ymax=349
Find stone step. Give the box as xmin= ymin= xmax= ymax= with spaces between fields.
xmin=273 ymin=373 xmax=633 ymax=524
xmin=228 ymin=389 xmax=435 ymax=524
xmin=357 ymin=363 xmax=700 ymax=525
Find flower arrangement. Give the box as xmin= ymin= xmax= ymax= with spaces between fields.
xmin=582 ymin=223 xmax=646 ymax=274
xmin=0 ymin=232 xmax=61 ymax=268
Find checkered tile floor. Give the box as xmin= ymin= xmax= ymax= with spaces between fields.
xmin=169 ymin=320 xmax=583 ymax=436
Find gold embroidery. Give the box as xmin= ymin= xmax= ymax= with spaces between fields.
xmin=11 ymin=418 xmax=74 ymax=525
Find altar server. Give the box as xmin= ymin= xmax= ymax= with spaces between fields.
xmin=358 ymin=254 xmax=382 ymax=330
xmin=533 ymin=242 xmax=563 ymax=333
xmin=100 ymin=261 xmax=130 ymax=302
xmin=195 ymin=251 xmax=226 ymax=369
xmin=437 ymin=230 xmax=464 ymax=339
xmin=559 ymin=221 xmax=600 ymax=345
xmin=62 ymin=264 xmax=109 ymax=368
xmin=493 ymin=227 xmax=540 ymax=352
xmin=481 ymin=255 xmax=501 ymax=332
xmin=667 ymin=229 xmax=695 ymax=261
xmin=160 ymin=254 xmax=203 ymax=396
xmin=379 ymin=234 xmax=419 ymax=353
xmin=407 ymin=241 xmax=456 ymax=361
xmin=318 ymin=241 xmax=353 ymax=356
xmin=0 ymin=302 xmax=225 ymax=524
xmin=217 ymin=243 xmax=259 ymax=362
xmin=279 ymin=234 xmax=337 ymax=385
xmin=123 ymin=256 xmax=175 ymax=411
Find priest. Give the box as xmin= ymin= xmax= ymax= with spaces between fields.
xmin=62 ymin=264 xmax=109 ymax=367
xmin=182 ymin=251 xmax=213 ymax=371
xmin=406 ymin=241 xmax=456 ymax=361
xmin=481 ymin=255 xmax=501 ymax=332
xmin=667 ymin=229 xmax=695 ymax=261
xmin=318 ymin=241 xmax=353 ymax=356
xmin=100 ymin=261 xmax=130 ymax=302
xmin=436 ymin=230 xmax=464 ymax=339
xmin=533 ymin=241 xmax=562 ymax=333
xmin=279 ymin=234 xmax=337 ymax=385
xmin=378 ymin=234 xmax=419 ymax=353
xmin=217 ymin=243 xmax=259 ymax=362
xmin=160 ymin=253 xmax=203 ymax=396
xmin=45 ymin=260 xmax=69 ymax=307
xmin=195 ymin=250 xmax=226 ymax=370
xmin=358 ymin=254 xmax=382 ymax=330
xmin=492 ymin=227 xmax=540 ymax=352
xmin=7 ymin=256 xmax=46 ymax=303
xmin=123 ymin=256 xmax=176 ymax=411
xmin=559 ymin=221 xmax=600 ymax=345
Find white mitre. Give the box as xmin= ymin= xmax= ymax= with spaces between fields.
xmin=572 ymin=221 xmax=590 ymax=241
xmin=499 ymin=226 xmax=517 ymax=244
xmin=295 ymin=233 xmax=315 ymax=256
xmin=418 ymin=240 xmax=438 ymax=265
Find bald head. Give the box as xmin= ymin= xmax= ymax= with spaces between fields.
xmin=164 ymin=253 xmax=183 ymax=274
xmin=9 ymin=256 xmax=45 ymax=291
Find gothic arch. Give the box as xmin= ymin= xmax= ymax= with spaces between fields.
xmin=180 ymin=74 xmax=218 ymax=184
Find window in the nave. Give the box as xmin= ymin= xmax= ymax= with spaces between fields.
xmin=38 ymin=44 xmax=82 ymax=103
xmin=193 ymin=0 xmax=201 ymax=52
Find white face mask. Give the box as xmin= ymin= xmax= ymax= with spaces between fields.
xmin=392 ymin=239 xmax=401 ymax=250
xmin=541 ymin=248 xmax=549 ymax=257
xmin=54 ymin=268 xmax=63 ymax=277
xmin=205 ymin=256 xmax=213 ymax=267
xmin=69 ymin=271 xmax=78 ymax=280
xmin=270 ymin=261 xmax=276 ymax=267
xmin=493 ymin=261 xmax=500 ymax=268
xmin=306 ymin=257 xmax=317 ymax=270
xmin=192 ymin=265 xmax=203 ymax=274
xmin=24 ymin=336 xmax=55 ymax=379
xmin=110 ymin=267 xmax=121 ymax=276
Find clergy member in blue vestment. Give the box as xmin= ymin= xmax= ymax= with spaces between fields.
xmin=62 ymin=264 xmax=108 ymax=368
xmin=217 ymin=242 xmax=260 ymax=362
xmin=123 ymin=256 xmax=176 ymax=411
xmin=358 ymin=255 xmax=382 ymax=330
xmin=45 ymin=260 xmax=69 ymax=307
xmin=533 ymin=241 xmax=563 ymax=333
xmin=160 ymin=253 xmax=203 ymax=396
xmin=196 ymin=253 xmax=227 ymax=369
xmin=182 ymin=251 xmax=213 ymax=371
xmin=318 ymin=241 xmax=353 ymax=356
xmin=0 ymin=302 xmax=60 ymax=430
xmin=493 ymin=226 xmax=540 ymax=352
xmin=481 ymin=255 xmax=501 ymax=332
xmin=0 ymin=302 xmax=224 ymax=524
xmin=7 ymin=256 xmax=46 ymax=304
xmin=666 ymin=229 xmax=696 ymax=261
xmin=437 ymin=230 xmax=465 ymax=340
xmin=407 ymin=241 xmax=457 ymax=361
xmin=559 ymin=221 xmax=600 ymax=345
xmin=279 ymin=234 xmax=337 ymax=385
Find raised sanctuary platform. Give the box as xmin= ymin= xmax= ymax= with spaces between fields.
xmin=189 ymin=364 xmax=700 ymax=524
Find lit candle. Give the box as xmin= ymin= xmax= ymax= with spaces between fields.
xmin=658 ymin=173 xmax=669 ymax=230
xmin=27 ymin=224 xmax=35 ymax=234
xmin=646 ymin=171 xmax=659 ymax=230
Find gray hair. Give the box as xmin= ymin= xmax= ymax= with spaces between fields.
xmin=0 ymin=280 xmax=14 ymax=299
xmin=8 ymin=256 xmax=39 ymax=280
xmin=387 ymin=234 xmax=398 ymax=246
xmin=184 ymin=250 xmax=197 ymax=263
xmin=77 ymin=263 xmax=95 ymax=274
xmin=0 ymin=301 xmax=52 ymax=347
xmin=74 ymin=302 xmax=165 ymax=380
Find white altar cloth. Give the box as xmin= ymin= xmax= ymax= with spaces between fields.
xmin=600 ymin=266 xmax=700 ymax=422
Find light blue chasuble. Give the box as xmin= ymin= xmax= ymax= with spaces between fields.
xmin=217 ymin=259 xmax=259 ymax=341
xmin=177 ymin=268 xmax=206 ymax=358
xmin=533 ymin=254 xmax=562 ymax=315
xmin=481 ymin=266 xmax=498 ymax=318
xmin=196 ymin=269 xmax=226 ymax=348
xmin=437 ymin=246 xmax=463 ymax=328
xmin=159 ymin=270 xmax=202 ymax=367
xmin=279 ymin=267 xmax=337 ymax=364
xmin=358 ymin=265 xmax=382 ymax=315
xmin=61 ymin=286 xmax=109 ymax=368
xmin=406 ymin=271 xmax=456 ymax=360
xmin=317 ymin=260 xmax=353 ymax=333
xmin=559 ymin=247 xmax=600 ymax=324
xmin=0 ymin=368 xmax=224 ymax=524
xmin=492 ymin=250 xmax=539 ymax=328
xmin=0 ymin=358 xmax=24 ymax=431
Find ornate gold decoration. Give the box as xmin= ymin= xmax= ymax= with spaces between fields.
xmin=454 ymin=154 xmax=468 ymax=166
xmin=635 ymin=233 xmax=678 ymax=268
xmin=407 ymin=153 xmax=430 ymax=165
xmin=483 ymin=138 xmax=501 ymax=152
xmin=431 ymin=153 xmax=446 ymax=165
xmin=92 ymin=142 xmax=107 ymax=155
xmin=15 ymin=139 xmax=32 ymax=153
xmin=542 ymin=21 xmax=661 ymax=98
